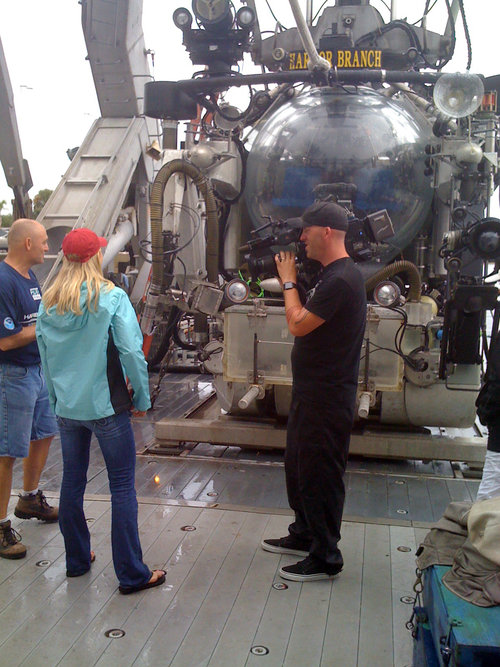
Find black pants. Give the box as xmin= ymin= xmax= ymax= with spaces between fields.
xmin=487 ymin=422 xmax=500 ymax=452
xmin=285 ymin=393 xmax=352 ymax=566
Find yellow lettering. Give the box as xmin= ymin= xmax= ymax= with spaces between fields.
xmin=326 ymin=51 xmax=333 ymax=65
xmin=374 ymin=50 xmax=381 ymax=68
xmin=289 ymin=52 xmax=295 ymax=70
xmin=360 ymin=51 xmax=368 ymax=68
xmin=337 ymin=51 xmax=344 ymax=68
xmin=368 ymin=51 xmax=374 ymax=67
xmin=352 ymin=51 xmax=360 ymax=68
xmin=344 ymin=51 xmax=352 ymax=68
xmin=304 ymin=52 xmax=309 ymax=68
xmin=296 ymin=52 xmax=302 ymax=69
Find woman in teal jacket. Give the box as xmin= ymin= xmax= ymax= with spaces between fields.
xmin=36 ymin=228 xmax=165 ymax=594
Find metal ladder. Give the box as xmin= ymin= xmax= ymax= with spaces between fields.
xmin=35 ymin=115 xmax=151 ymax=286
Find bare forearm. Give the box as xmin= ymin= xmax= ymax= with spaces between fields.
xmin=284 ymin=290 xmax=304 ymax=326
xmin=0 ymin=325 xmax=37 ymax=351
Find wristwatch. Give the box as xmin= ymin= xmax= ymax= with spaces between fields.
xmin=283 ymin=281 xmax=298 ymax=291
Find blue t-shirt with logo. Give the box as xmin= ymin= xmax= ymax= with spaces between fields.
xmin=0 ymin=261 xmax=42 ymax=365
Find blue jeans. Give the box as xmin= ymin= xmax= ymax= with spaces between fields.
xmin=0 ymin=363 xmax=58 ymax=458
xmin=57 ymin=411 xmax=151 ymax=587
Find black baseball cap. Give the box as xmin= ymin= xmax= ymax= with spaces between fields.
xmin=286 ymin=201 xmax=349 ymax=231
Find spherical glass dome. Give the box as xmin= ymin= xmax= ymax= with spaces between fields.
xmin=245 ymin=86 xmax=434 ymax=262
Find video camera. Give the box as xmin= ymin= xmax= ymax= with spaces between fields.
xmin=241 ymin=184 xmax=395 ymax=281
xmin=240 ymin=217 xmax=303 ymax=280
xmin=313 ymin=183 xmax=395 ymax=262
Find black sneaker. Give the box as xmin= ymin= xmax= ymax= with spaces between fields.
xmin=261 ymin=535 xmax=311 ymax=557
xmin=279 ymin=555 xmax=343 ymax=582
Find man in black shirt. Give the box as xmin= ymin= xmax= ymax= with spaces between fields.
xmin=261 ymin=201 xmax=366 ymax=581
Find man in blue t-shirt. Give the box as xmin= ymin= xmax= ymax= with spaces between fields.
xmin=261 ymin=201 xmax=366 ymax=581
xmin=0 ymin=219 xmax=59 ymax=560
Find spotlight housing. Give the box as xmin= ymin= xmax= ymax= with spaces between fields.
xmin=236 ymin=6 xmax=256 ymax=30
xmin=433 ymin=72 xmax=484 ymax=118
xmin=373 ymin=281 xmax=402 ymax=308
xmin=225 ymin=279 xmax=250 ymax=304
xmin=173 ymin=7 xmax=193 ymax=30
xmin=192 ymin=0 xmax=232 ymax=31
xmin=470 ymin=218 xmax=500 ymax=260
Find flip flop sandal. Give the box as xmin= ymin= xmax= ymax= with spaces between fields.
xmin=119 ymin=569 xmax=166 ymax=595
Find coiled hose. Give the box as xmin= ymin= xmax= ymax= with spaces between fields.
xmin=364 ymin=260 xmax=422 ymax=302
xmin=150 ymin=159 xmax=219 ymax=285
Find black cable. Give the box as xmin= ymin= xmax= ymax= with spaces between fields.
xmin=264 ymin=0 xmax=287 ymax=31
xmin=438 ymin=0 xmax=456 ymax=70
xmin=355 ymin=20 xmax=436 ymax=69
xmin=175 ymin=255 xmax=188 ymax=291
xmin=147 ymin=306 xmax=181 ymax=368
xmin=457 ymin=0 xmax=472 ymax=70
xmin=376 ymin=0 xmax=392 ymax=14
xmin=140 ymin=204 xmax=202 ymax=260
xmin=312 ymin=0 xmax=329 ymax=24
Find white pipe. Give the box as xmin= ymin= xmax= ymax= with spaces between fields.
xmin=358 ymin=392 xmax=371 ymax=419
xmin=102 ymin=217 xmax=134 ymax=270
xmin=288 ymin=0 xmax=330 ymax=72
xmin=306 ymin=0 xmax=313 ymax=26
xmin=238 ymin=385 xmax=262 ymax=410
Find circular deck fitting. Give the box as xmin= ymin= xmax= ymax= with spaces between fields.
xmin=181 ymin=525 xmax=196 ymax=532
xmin=394 ymin=480 xmax=406 ymax=485
xmin=397 ymin=509 xmax=408 ymax=515
xmin=35 ymin=560 xmax=51 ymax=567
xmin=86 ymin=518 xmax=95 ymax=523
xmin=250 ymin=646 xmax=270 ymax=656
xmin=272 ymin=582 xmax=288 ymax=590
xmin=105 ymin=629 xmax=126 ymax=639
xmin=397 ymin=546 xmax=412 ymax=552
xmin=400 ymin=596 xmax=415 ymax=604
xmin=207 ymin=491 xmax=218 ymax=497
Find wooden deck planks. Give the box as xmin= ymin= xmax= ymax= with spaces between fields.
xmin=207 ymin=514 xmax=290 ymax=666
xmin=320 ymin=521 xmax=365 ymax=667
xmin=357 ymin=524 xmax=394 ymax=667
xmin=0 ymin=501 xmax=443 ymax=667
xmin=1 ymin=485 xmax=476 ymax=666
xmin=389 ymin=525 xmax=418 ymax=667
xmin=167 ymin=511 xmax=272 ymax=667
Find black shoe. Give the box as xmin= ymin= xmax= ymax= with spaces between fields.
xmin=261 ymin=535 xmax=311 ymax=557
xmin=279 ymin=555 xmax=343 ymax=582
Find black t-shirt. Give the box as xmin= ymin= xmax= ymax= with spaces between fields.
xmin=291 ymin=257 xmax=366 ymax=406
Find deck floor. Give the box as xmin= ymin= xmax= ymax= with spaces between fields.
xmin=1 ymin=374 xmax=481 ymax=666
xmin=1 ymin=498 xmax=428 ymax=667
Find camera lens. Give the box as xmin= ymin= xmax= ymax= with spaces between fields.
xmin=246 ymin=253 xmax=278 ymax=280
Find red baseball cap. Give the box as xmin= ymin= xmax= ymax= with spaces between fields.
xmin=62 ymin=228 xmax=107 ymax=263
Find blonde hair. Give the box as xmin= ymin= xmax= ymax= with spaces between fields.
xmin=42 ymin=252 xmax=114 ymax=315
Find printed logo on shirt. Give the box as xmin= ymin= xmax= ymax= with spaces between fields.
xmin=23 ymin=313 xmax=38 ymax=325
xmin=30 ymin=287 xmax=41 ymax=300
xmin=307 ymin=285 xmax=318 ymax=301
xmin=3 ymin=317 xmax=15 ymax=331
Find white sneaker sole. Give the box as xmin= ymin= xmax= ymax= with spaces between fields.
xmin=279 ymin=567 xmax=342 ymax=582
